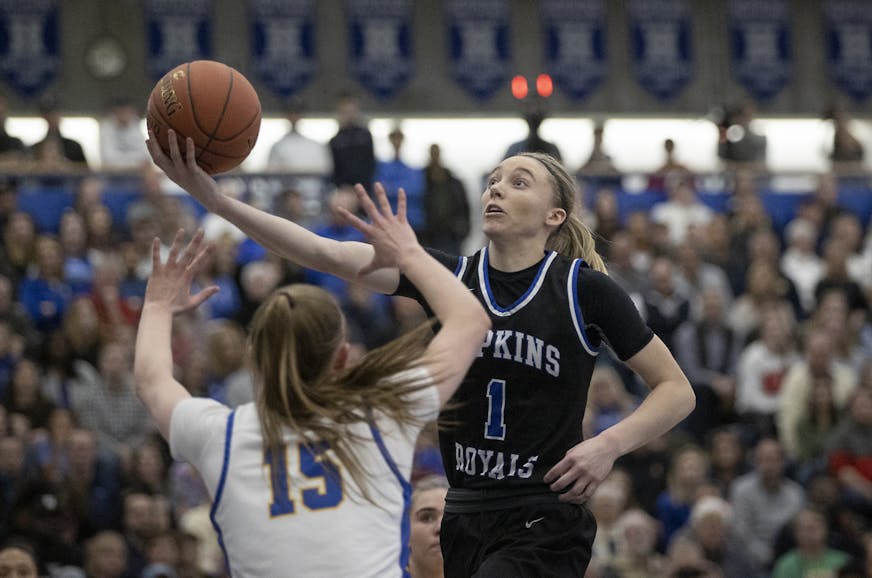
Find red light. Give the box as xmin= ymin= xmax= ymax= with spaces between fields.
xmin=511 ymin=75 xmax=528 ymax=100
xmin=536 ymin=74 xmax=553 ymax=98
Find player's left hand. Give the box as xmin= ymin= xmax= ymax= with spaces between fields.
xmin=543 ymin=435 xmax=619 ymax=504
xmin=144 ymin=229 xmax=219 ymax=314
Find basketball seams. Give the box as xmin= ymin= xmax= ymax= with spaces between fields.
xmin=208 ymin=108 xmax=261 ymax=142
xmin=194 ymin=66 xmax=235 ymax=163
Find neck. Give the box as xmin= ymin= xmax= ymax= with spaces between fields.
xmin=486 ymin=238 xmax=549 ymax=272
xmin=409 ymin=560 xmax=442 ymax=578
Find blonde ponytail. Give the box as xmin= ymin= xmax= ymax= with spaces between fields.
xmin=517 ymin=152 xmax=608 ymax=274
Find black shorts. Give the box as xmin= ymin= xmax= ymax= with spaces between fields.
xmin=440 ymin=501 xmax=596 ymax=577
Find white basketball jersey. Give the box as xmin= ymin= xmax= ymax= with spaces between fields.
xmin=169 ymin=367 xmax=438 ymax=578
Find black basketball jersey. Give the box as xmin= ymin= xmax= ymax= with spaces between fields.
xmin=432 ymin=248 xmax=599 ymax=493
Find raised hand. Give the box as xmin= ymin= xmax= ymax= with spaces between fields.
xmin=144 ymin=229 xmax=219 ymax=314
xmin=146 ymin=129 xmax=223 ymax=212
xmin=336 ymin=183 xmax=421 ymax=276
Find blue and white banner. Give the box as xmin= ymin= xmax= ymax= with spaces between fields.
xmin=144 ymin=0 xmax=212 ymax=80
xmin=445 ymin=0 xmax=510 ymax=101
xmin=729 ymin=0 xmax=791 ymax=101
xmin=627 ymin=0 xmax=692 ymax=101
xmin=541 ymin=0 xmax=605 ymax=101
xmin=825 ymin=0 xmax=872 ymax=102
xmin=0 ymin=0 xmax=60 ymax=98
xmin=250 ymin=0 xmax=315 ymax=99
xmin=347 ymin=0 xmax=413 ymax=101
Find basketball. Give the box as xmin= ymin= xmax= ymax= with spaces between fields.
xmin=146 ymin=60 xmax=261 ymax=175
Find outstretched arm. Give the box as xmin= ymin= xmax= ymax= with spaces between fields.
xmin=146 ymin=130 xmax=401 ymax=294
xmin=544 ymin=336 xmax=695 ymax=502
xmin=340 ymin=187 xmax=490 ymax=406
xmin=134 ymin=230 xmax=220 ymax=439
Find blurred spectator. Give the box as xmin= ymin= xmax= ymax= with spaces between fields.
xmin=771 ymin=508 xmax=851 ymax=578
xmin=125 ymin=202 xmax=167 ymax=282
xmin=663 ymin=533 xmax=721 ymax=578
xmin=84 ymin=530 xmax=128 ymax=578
xmin=59 ymin=212 xmax=94 ymax=296
xmin=375 ymin=125 xmax=426 ymax=229
xmin=408 ymin=475 xmax=448 ymax=578
xmin=649 ymin=138 xmax=693 ymax=191
xmin=2 ymin=359 xmax=55 ymax=431
xmin=31 ymin=96 xmax=88 ymax=171
xmin=192 ymin=235 xmax=240 ymax=321
xmin=142 ymin=531 xmax=181 ymax=577
xmin=716 ymin=101 xmax=767 ymax=166
xmin=204 ymin=320 xmax=252 ymax=407
xmin=707 ymin=427 xmax=747 ymax=497
xmin=655 ymin=444 xmax=711 ymax=547
xmin=808 ymin=173 xmax=849 ymax=238
xmin=826 ymin=387 xmax=872 ymax=510
xmin=18 ymin=236 xmax=74 ymax=334
xmin=815 ymin=237 xmax=869 ymax=314
xmin=678 ymin=495 xmax=758 ymax=578
xmin=781 ymin=218 xmax=824 ymax=313
xmin=674 ymin=287 xmax=740 ymax=443
xmin=642 ymin=256 xmax=690 ymax=352
xmin=199 ymin=179 xmax=247 ymax=244
xmin=0 ymin=92 xmax=27 ymax=167
xmin=588 ymin=188 xmax=622 ymax=256
xmin=615 ymin=434 xmax=671 ymax=515
xmin=65 ymin=428 xmax=122 ymax=536
xmin=343 ymin=283 xmax=399 ymax=350
xmin=25 ymin=406 xmax=75 ymax=483
xmin=625 ymin=211 xmax=655 ymax=272
xmin=120 ymin=491 xmax=164 ymax=578
xmin=127 ymin=440 xmax=168 ymax=496
xmin=503 ymin=105 xmax=562 ymax=161
xmin=328 ymin=92 xmax=375 ymax=192
xmin=674 ymin=242 xmax=732 ymax=306
xmin=266 ymin=97 xmax=332 ymax=211
xmin=84 ymin=204 xmax=119 ymax=270
xmin=830 ymin=213 xmax=872 ymax=292
xmin=76 ymin=341 xmax=152 ymax=461
xmin=99 ymin=98 xmax=148 ymax=171
xmin=603 ymin=231 xmax=647 ymax=304
xmin=0 ymin=435 xmax=27 ymax=537
xmin=0 ymin=542 xmax=39 ymax=578
xmin=233 ymin=259 xmax=283 ymax=330
xmin=421 ymin=143 xmax=470 ymax=254
xmin=651 ymin=180 xmax=714 ymax=246
xmin=578 ymin=122 xmax=617 ymax=174
xmin=729 ymin=438 xmax=806 ymax=574
xmin=825 ymin=104 xmax=865 ymax=167
xmin=583 ymin=366 xmax=637 ymax=439
xmin=777 ymin=331 xmax=858 ymax=463
xmin=590 ymin=477 xmax=630 ymax=568
xmin=728 ymin=258 xmax=795 ymax=339
xmin=411 ymin=422 xmax=443 ymax=483
xmin=699 ymin=215 xmax=733 ymax=277
xmin=9 ymin=479 xmax=83 ymax=574
xmin=0 ymin=273 xmax=35 ymax=358
xmin=1 ymin=212 xmax=37 ymax=293
xmin=734 ymin=311 xmax=798 ymax=438
xmin=607 ymin=508 xmax=667 ymax=578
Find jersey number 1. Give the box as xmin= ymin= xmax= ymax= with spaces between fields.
xmin=264 ymin=442 xmax=343 ymax=517
xmin=484 ymin=379 xmax=507 ymax=440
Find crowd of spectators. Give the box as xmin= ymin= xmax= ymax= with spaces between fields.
xmin=0 ymin=91 xmax=871 ymax=578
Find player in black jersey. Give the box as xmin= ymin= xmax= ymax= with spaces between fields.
xmin=148 ymin=136 xmax=696 ymax=576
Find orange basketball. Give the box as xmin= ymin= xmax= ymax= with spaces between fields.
xmin=146 ymin=60 xmax=261 ymax=175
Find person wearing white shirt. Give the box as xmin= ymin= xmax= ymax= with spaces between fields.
xmin=99 ymin=99 xmax=149 ymax=171
xmin=133 ymin=145 xmax=490 ymax=577
xmin=780 ymin=218 xmax=824 ymax=314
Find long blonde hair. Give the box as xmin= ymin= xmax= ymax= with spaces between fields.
xmin=249 ymin=284 xmax=435 ymax=500
xmin=517 ymin=152 xmax=607 ymax=273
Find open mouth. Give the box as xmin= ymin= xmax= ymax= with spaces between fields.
xmin=484 ymin=205 xmax=504 ymax=215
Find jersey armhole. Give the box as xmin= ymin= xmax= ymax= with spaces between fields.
xmin=569 ymin=259 xmax=600 ymax=357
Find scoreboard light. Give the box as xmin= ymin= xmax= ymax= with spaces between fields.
xmin=511 ymin=75 xmax=529 ymax=100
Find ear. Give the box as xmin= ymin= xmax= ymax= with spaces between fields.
xmin=546 ymin=208 xmax=567 ymax=228
xmin=332 ymin=342 xmax=351 ymax=371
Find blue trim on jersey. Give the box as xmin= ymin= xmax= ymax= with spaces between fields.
xmin=479 ymin=248 xmax=557 ymax=316
xmin=368 ymin=420 xmax=412 ymax=578
xmin=569 ymin=259 xmax=599 ymax=356
xmin=454 ymin=255 xmax=468 ymax=278
xmin=209 ymin=410 xmax=236 ymax=577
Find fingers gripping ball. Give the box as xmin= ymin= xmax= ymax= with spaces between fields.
xmin=146 ymin=60 xmax=261 ymax=174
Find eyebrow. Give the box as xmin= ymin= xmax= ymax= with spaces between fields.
xmin=488 ymin=166 xmax=537 ymax=180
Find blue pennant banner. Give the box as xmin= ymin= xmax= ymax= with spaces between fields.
xmin=445 ymin=0 xmax=511 ymax=101
xmin=249 ymin=0 xmax=315 ymax=99
xmin=825 ymin=0 xmax=872 ymax=102
xmin=0 ymin=0 xmax=60 ymax=98
xmin=540 ymin=0 xmax=606 ymax=101
xmin=627 ymin=0 xmax=693 ymax=101
xmin=729 ymin=0 xmax=791 ymax=101
xmin=346 ymin=0 xmax=413 ymax=101
xmin=144 ymin=0 xmax=212 ymax=80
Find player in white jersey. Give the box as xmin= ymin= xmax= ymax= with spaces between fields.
xmin=133 ymin=137 xmax=491 ymax=578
